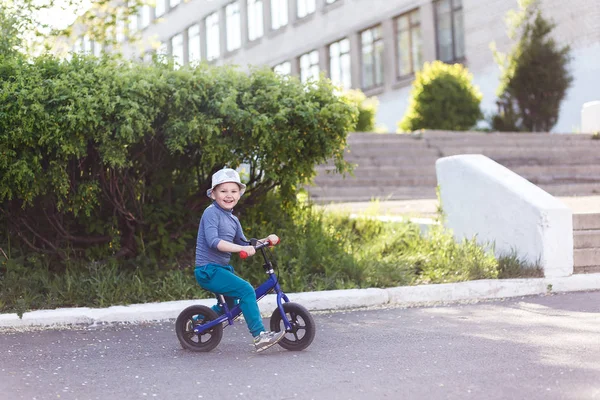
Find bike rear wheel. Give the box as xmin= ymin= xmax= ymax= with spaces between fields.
xmin=175 ymin=305 xmax=223 ymax=352
xmin=270 ymin=302 xmax=316 ymax=351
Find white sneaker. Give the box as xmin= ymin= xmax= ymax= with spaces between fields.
xmin=253 ymin=330 xmax=285 ymax=353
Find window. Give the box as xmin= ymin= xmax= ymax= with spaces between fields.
xmin=299 ymin=50 xmax=319 ymax=83
xmin=247 ymin=0 xmax=264 ymax=41
xmin=271 ymin=0 xmax=288 ymax=30
xmin=435 ymin=0 xmax=464 ymax=62
xmin=82 ymin=36 xmax=92 ymax=53
xmin=395 ymin=9 xmax=422 ymax=77
xmin=188 ymin=24 xmax=201 ymax=64
xmin=158 ymin=42 xmax=168 ymax=57
xmin=273 ymin=61 xmax=291 ymax=76
xmin=361 ymin=25 xmax=384 ymax=90
xmin=128 ymin=2 xmax=138 ymax=35
xmin=297 ymin=0 xmax=315 ymax=19
xmin=226 ymin=1 xmax=241 ymax=52
xmin=329 ymin=38 xmax=351 ymax=90
xmin=155 ymin=0 xmax=166 ymax=18
xmin=171 ymin=33 xmax=184 ymax=67
xmin=205 ymin=12 xmax=220 ymax=61
xmin=170 ymin=0 xmax=180 ymax=7
xmin=92 ymin=41 xmax=102 ymax=57
xmin=140 ymin=5 xmax=151 ymax=29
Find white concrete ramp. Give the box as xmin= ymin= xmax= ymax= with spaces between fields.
xmin=436 ymin=154 xmax=573 ymax=278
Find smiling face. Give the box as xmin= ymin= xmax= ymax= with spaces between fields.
xmin=210 ymin=182 xmax=241 ymax=210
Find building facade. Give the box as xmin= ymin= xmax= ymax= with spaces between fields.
xmin=75 ymin=0 xmax=600 ymax=133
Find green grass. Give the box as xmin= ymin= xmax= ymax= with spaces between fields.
xmin=0 ymin=202 xmax=539 ymax=315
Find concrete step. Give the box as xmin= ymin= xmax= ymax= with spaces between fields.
xmin=574 ymin=248 xmax=600 ymax=267
xmin=573 ymin=213 xmax=600 ymax=230
xmin=537 ymin=183 xmax=600 ymax=197
xmin=313 ymin=173 xmax=600 ymax=187
xmin=574 ymin=265 xmax=600 ymax=274
xmin=348 ymin=131 xmax=598 ymax=144
xmin=414 ymin=130 xmax=598 ymax=141
xmin=315 ymin=165 xmax=437 ymax=177
xmin=307 ymin=186 xmax=437 ymax=203
xmin=573 ymin=230 xmax=600 ymax=249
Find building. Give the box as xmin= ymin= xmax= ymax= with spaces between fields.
xmin=73 ymin=0 xmax=600 ymax=133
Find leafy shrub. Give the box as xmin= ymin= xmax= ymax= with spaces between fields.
xmin=491 ymin=0 xmax=572 ymax=132
xmin=342 ymin=89 xmax=378 ymax=132
xmin=0 ymin=53 xmax=356 ymax=266
xmin=398 ymin=61 xmax=483 ymax=132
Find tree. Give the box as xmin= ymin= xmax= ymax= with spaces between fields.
xmin=398 ymin=61 xmax=482 ymax=132
xmin=491 ymin=0 xmax=572 ymax=132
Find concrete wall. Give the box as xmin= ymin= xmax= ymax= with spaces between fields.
xmin=435 ymin=154 xmax=574 ymax=278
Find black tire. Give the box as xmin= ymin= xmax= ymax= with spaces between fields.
xmin=270 ymin=302 xmax=316 ymax=351
xmin=175 ymin=305 xmax=223 ymax=352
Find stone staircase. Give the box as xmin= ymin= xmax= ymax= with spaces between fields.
xmin=308 ymin=131 xmax=600 ymax=274
xmin=574 ymin=213 xmax=600 ymax=274
xmin=309 ymin=131 xmax=600 ymax=203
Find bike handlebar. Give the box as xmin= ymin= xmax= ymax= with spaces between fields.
xmin=239 ymin=238 xmax=280 ymax=259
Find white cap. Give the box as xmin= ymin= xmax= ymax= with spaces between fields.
xmin=207 ymin=168 xmax=246 ymax=197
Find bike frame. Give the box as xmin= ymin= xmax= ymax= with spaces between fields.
xmin=193 ymin=244 xmax=292 ymax=334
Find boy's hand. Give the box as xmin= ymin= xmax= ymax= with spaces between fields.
xmin=267 ymin=234 xmax=279 ymax=246
xmin=241 ymin=245 xmax=256 ymax=256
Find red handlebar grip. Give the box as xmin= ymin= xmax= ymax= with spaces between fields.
xmin=240 ymin=251 xmax=248 ymax=259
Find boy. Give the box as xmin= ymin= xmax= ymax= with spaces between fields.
xmin=194 ymin=168 xmax=285 ymax=353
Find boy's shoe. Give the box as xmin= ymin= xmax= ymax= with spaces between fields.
xmin=253 ymin=330 xmax=286 ymax=353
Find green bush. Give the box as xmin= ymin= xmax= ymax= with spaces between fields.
xmin=398 ymin=61 xmax=483 ymax=132
xmin=342 ymin=89 xmax=378 ymax=132
xmin=0 ymin=53 xmax=356 ymax=266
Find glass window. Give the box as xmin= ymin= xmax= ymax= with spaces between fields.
xmin=226 ymin=1 xmax=241 ymax=52
xmin=271 ymin=0 xmax=288 ymax=30
xmin=205 ymin=12 xmax=220 ymax=61
xmin=92 ymin=41 xmax=102 ymax=57
xmin=140 ymin=5 xmax=152 ymax=29
xmin=128 ymin=2 xmax=138 ymax=35
xmin=188 ymin=24 xmax=201 ymax=64
xmin=247 ymin=0 xmax=264 ymax=41
xmin=299 ymin=50 xmax=319 ymax=83
xmin=435 ymin=0 xmax=464 ymax=63
xmin=273 ymin=61 xmax=291 ymax=76
xmin=329 ymin=38 xmax=351 ymax=90
xmin=361 ymin=25 xmax=384 ymax=90
xmin=297 ymin=0 xmax=315 ymax=19
xmin=155 ymin=0 xmax=166 ymax=18
xmin=82 ymin=36 xmax=92 ymax=53
xmin=158 ymin=42 xmax=168 ymax=57
xmin=171 ymin=33 xmax=184 ymax=67
xmin=395 ymin=9 xmax=422 ymax=77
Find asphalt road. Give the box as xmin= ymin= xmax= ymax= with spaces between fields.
xmin=1 ymin=291 xmax=600 ymax=400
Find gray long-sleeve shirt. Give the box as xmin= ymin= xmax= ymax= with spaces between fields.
xmin=195 ymin=202 xmax=247 ymax=267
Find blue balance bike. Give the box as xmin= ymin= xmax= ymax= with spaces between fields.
xmin=175 ymin=238 xmax=316 ymax=352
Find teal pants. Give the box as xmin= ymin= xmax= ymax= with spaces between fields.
xmin=194 ymin=263 xmax=265 ymax=337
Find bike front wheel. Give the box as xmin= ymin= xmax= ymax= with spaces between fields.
xmin=175 ymin=305 xmax=223 ymax=352
xmin=270 ymin=302 xmax=316 ymax=351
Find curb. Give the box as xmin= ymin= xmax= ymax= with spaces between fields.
xmin=1 ymin=274 xmax=600 ymax=329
